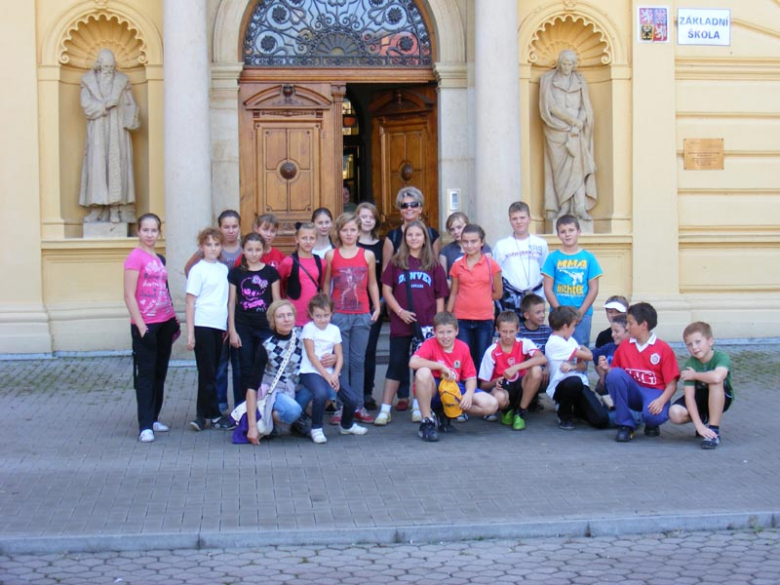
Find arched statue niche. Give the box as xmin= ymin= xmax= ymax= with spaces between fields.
xmin=39 ymin=4 xmax=163 ymax=239
xmin=520 ymin=8 xmax=631 ymax=235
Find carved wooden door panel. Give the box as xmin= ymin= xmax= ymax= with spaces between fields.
xmin=239 ymin=82 xmax=343 ymax=249
xmin=370 ymin=85 xmax=438 ymax=231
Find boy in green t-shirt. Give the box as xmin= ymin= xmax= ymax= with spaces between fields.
xmin=669 ymin=321 xmax=733 ymax=449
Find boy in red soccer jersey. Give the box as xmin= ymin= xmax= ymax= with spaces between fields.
xmin=603 ymin=302 xmax=680 ymax=442
xmin=478 ymin=311 xmax=547 ymax=431
xmin=410 ymin=312 xmax=499 ymax=442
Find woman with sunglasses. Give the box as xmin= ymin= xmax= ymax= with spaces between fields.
xmin=381 ymin=186 xmax=442 ymax=411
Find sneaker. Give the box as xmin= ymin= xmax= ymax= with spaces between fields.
xmin=418 ymin=418 xmax=439 ymax=442
xmin=644 ymin=425 xmax=661 ymax=437
xmin=512 ymin=412 xmax=526 ymax=431
xmin=152 ymin=421 xmax=169 ymax=433
xmin=329 ymin=408 xmax=343 ymax=426
xmin=411 ymin=409 xmax=422 ymax=422
xmin=292 ymin=415 xmax=312 ymax=437
xmin=340 ymin=423 xmax=368 ymax=435
xmin=437 ymin=415 xmax=457 ymax=433
xmin=558 ymin=419 xmax=575 ymax=431
xmin=701 ymin=434 xmax=720 ymax=449
xmin=528 ymin=394 xmax=544 ymax=412
xmin=483 ymin=413 xmax=498 ymax=422
xmin=364 ymin=396 xmax=378 ymax=411
xmin=615 ymin=426 xmax=634 ymax=442
xmin=190 ymin=417 xmax=207 ymax=432
xmin=454 ymin=413 xmax=468 ymax=423
xmin=310 ymin=428 xmax=328 ymax=444
xmin=374 ymin=411 xmax=391 ymax=426
xmin=354 ymin=407 xmax=375 ymax=423
xmin=138 ymin=429 xmax=155 ymax=443
xmin=395 ymin=398 xmax=409 ymax=411
xmin=211 ymin=415 xmax=237 ymax=431
xmin=500 ymin=409 xmax=514 ymax=426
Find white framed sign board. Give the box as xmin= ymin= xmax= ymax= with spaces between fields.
xmin=677 ymin=8 xmax=731 ymax=46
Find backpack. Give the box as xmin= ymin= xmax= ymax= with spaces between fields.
xmin=286 ymin=252 xmax=322 ymax=300
xmin=438 ymin=379 xmax=464 ymax=419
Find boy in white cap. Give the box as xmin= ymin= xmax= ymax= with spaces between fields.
xmin=594 ymin=295 xmax=629 ymax=348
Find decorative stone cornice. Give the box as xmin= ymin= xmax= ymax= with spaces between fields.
xmin=433 ymin=62 xmax=468 ymax=88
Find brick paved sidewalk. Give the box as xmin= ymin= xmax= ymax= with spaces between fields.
xmin=0 ymin=344 xmax=778 ymax=554
xmin=2 ymin=530 xmax=779 ymax=584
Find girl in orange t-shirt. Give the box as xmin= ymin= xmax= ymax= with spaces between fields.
xmin=447 ymin=224 xmax=503 ymax=371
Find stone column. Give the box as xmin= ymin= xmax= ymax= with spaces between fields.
xmin=163 ymin=0 xmax=213 ymax=306
xmin=434 ymin=63 xmax=469 ymax=230
xmin=474 ymin=0 xmax=521 ymax=239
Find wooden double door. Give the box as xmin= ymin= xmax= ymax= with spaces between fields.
xmin=239 ymin=80 xmax=437 ymax=248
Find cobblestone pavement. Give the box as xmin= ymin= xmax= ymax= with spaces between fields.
xmin=0 ymin=343 xmax=778 ymax=555
xmin=1 ymin=530 xmax=778 ymax=584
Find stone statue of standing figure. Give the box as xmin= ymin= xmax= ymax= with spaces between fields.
xmin=539 ymin=49 xmax=597 ymax=231
xmin=79 ymin=49 xmax=139 ymax=225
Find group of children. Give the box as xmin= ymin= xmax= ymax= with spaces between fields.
xmin=124 ymin=198 xmax=733 ymax=450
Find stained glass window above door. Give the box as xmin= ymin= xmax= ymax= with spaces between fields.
xmin=243 ymin=0 xmax=433 ymax=67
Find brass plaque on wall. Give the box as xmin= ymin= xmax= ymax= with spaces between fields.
xmin=683 ymin=138 xmax=724 ymax=170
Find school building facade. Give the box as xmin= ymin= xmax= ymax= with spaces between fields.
xmin=1 ymin=0 xmax=778 ymax=354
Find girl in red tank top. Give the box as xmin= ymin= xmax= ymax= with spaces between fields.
xmin=324 ymin=213 xmax=381 ymax=423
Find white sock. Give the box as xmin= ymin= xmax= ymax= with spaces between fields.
xmin=380 ymin=403 xmax=391 ymax=414
xmin=412 ymin=399 xmax=420 ymax=410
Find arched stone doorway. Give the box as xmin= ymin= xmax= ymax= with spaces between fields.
xmin=236 ymin=0 xmax=444 ymax=245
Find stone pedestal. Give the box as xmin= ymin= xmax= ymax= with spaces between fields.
xmin=83 ymin=222 xmax=129 ymax=238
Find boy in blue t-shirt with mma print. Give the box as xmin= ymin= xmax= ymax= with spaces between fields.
xmin=542 ymin=214 xmax=603 ymax=347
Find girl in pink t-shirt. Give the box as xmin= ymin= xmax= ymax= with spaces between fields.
xmin=323 ymin=213 xmax=380 ymax=424
xmin=278 ymin=222 xmax=323 ymax=328
xmin=447 ymin=223 xmax=503 ymax=373
xmin=123 ymin=213 xmax=179 ymax=444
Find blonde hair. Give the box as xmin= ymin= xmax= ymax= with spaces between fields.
xmin=392 ymin=220 xmax=437 ymax=271
xmin=331 ymin=212 xmax=360 ymax=247
xmin=267 ymin=300 xmax=296 ymax=331
xmin=355 ymin=202 xmax=380 ymax=239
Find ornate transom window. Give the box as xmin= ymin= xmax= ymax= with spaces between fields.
xmin=243 ymin=0 xmax=433 ymax=67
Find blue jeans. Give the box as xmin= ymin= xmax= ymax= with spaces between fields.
xmin=272 ymin=392 xmax=303 ymax=425
xmin=607 ymin=368 xmax=670 ymax=429
xmin=573 ymin=313 xmax=593 ymax=347
xmin=215 ymin=340 xmax=241 ymax=412
xmin=456 ymin=319 xmax=494 ymax=371
xmin=299 ymin=373 xmax=357 ymax=429
xmin=332 ymin=312 xmax=371 ymax=409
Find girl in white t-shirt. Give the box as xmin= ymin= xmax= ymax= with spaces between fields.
xmin=185 ymin=228 xmax=234 ymax=433
xmin=298 ymin=293 xmax=366 ymax=443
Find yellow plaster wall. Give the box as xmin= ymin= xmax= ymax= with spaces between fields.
xmin=29 ymin=0 xmax=167 ymax=351
xmin=0 ymin=0 xmax=52 ymax=353
xmin=1 ymin=0 xmax=779 ymax=354
xmin=673 ymin=1 xmax=780 ymax=332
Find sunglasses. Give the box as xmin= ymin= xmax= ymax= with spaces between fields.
xmin=400 ymin=201 xmax=422 ymax=209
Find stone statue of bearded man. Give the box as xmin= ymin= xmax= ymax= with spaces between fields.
xmin=79 ymin=49 xmax=140 ymax=224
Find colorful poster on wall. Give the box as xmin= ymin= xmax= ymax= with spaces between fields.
xmin=638 ymin=7 xmax=670 ymax=43
xmin=677 ymin=8 xmax=731 ymax=46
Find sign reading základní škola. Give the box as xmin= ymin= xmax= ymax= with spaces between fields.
xmin=677 ymin=8 xmax=731 ymax=46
